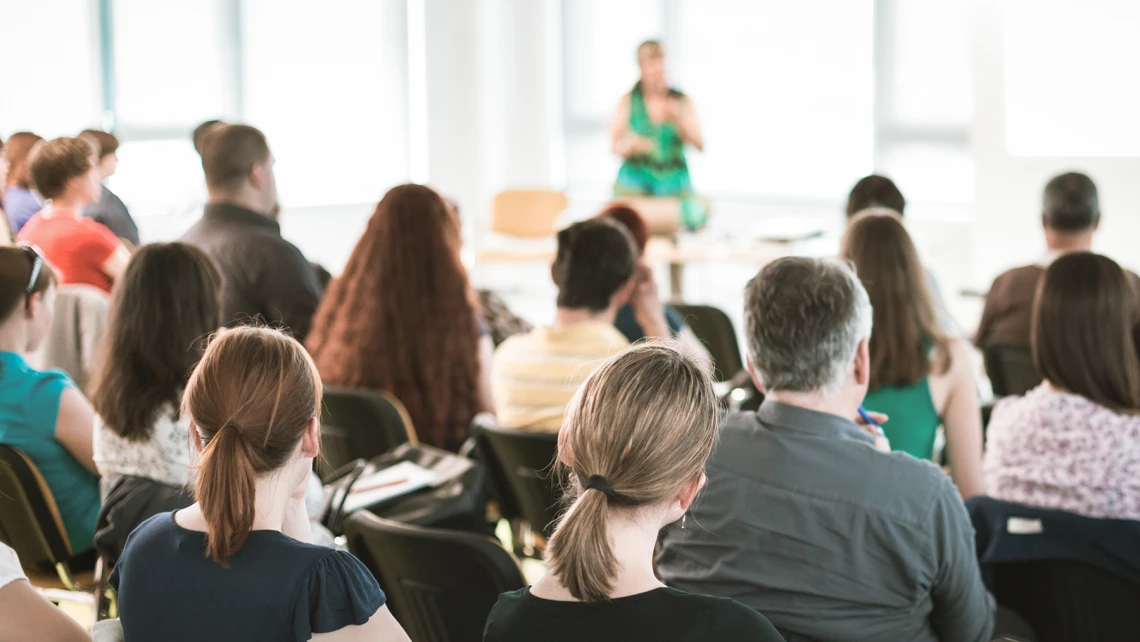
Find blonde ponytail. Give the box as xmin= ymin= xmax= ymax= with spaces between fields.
xmin=544 ymin=342 xmax=719 ymax=603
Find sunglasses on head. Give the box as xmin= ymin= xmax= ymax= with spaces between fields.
xmin=17 ymin=243 xmax=44 ymax=297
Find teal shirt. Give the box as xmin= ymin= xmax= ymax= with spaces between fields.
xmin=0 ymin=352 xmax=100 ymax=553
xmin=615 ymin=84 xmax=693 ymax=197
xmin=862 ymin=377 xmax=941 ymax=461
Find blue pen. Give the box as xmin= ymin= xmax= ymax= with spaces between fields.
xmin=857 ymin=406 xmax=888 ymax=439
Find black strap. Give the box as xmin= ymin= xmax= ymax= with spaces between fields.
xmin=584 ymin=475 xmax=616 ymax=498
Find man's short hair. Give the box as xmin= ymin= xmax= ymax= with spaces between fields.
xmin=29 ymin=137 xmax=94 ymax=200
xmin=201 ymin=124 xmax=269 ymax=192
xmin=1043 ymin=172 xmax=1099 ymax=232
xmin=193 ymin=119 xmax=226 ymax=156
xmin=745 ymin=257 xmax=872 ymax=394
xmin=553 ymin=218 xmax=637 ymax=312
xmin=78 ymin=129 xmax=119 ymax=159
xmin=846 ymin=174 xmax=905 ymax=218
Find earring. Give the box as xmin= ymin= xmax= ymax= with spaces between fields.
xmin=682 ymin=514 xmax=687 ymax=530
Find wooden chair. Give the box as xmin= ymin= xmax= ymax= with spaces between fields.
xmin=490 ymin=189 xmax=568 ymax=238
xmin=0 ymin=445 xmax=105 ymax=622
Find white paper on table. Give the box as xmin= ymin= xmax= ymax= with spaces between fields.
xmin=342 ymin=461 xmax=439 ymax=514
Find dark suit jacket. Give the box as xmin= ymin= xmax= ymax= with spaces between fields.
xmin=181 ymin=203 xmax=323 ymax=341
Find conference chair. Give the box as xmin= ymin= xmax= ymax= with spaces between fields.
xmin=476 ymin=189 xmax=569 ymax=264
xmin=471 ymin=414 xmax=562 ymax=551
xmin=967 ymin=496 xmax=1140 ymax=642
xmin=319 ymin=387 xmax=417 ymax=478
xmin=0 ymin=445 xmax=106 ymax=622
xmin=345 ymin=511 xmax=525 ymax=642
xmin=982 ymin=343 xmax=1041 ymax=397
xmin=671 ymin=304 xmax=744 ymax=383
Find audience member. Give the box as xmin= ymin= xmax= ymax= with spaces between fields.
xmin=0 ymin=247 xmax=101 ymax=554
xmin=110 ymin=327 xmax=410 ymax=642
xmin=307 ymin=184 xmax=492 ymax=452
xmin=192 ymin=119 xmax=226 ymax=157
xmin=91 ymin=242 xmax=221 ymax=496
xmin=656 ymin=257 xmax=994 ymax=642
xmin=485 ymin=343 xmax=784 ymax=641
xmin=845 ymin=174 xmax=906 ymax=217
xmin=492 ymin=218 xmax=668 ymax=431
xmin=0 ymin=542 xmax=91 ymax=642
xmin=975 ymin=172 xmax=1137 ymax=348
xmin=180 ymin=124 xmax=323 ymax=340
xmin=17 ymin=137 xmax=129 ymax=294
xmin=0 ymin=135 xmax=11 ymax=244
xmin=3 ymin=132 xmax=44 ymax=234
xmin=598 ymin=204 xmax=711 ymax=364
xmin=845 ymin=175 xmax=958 ymax=335
xmin=842 ymin=211 xmax=984 ymax=498
xmin=984 ymin=252 xmax=1140 ymax=520
xmin=78 ymin=129 xmax=140 ymax=245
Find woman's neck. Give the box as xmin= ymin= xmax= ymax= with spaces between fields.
xmin=0 ymin=318 xmax=28 ymax=354
xmin=536 ymin=512 xmax=665 ymax=601
xmin=42 ymin=199 xmax=85 ymax=217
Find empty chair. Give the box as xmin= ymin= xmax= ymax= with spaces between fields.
xmin=670 ymin=303 xmax=744 ymax=382
xmin=345 ymin=510 xmax=525 ymax=642
xmin=490 ymin=189 xmax=568 ymax=238
xmin=982 ymin=343 xmax=1042 ymax=397
xmin=319 ymin=387 xmax=417 ymax=476
xmin=471 ymin=414 xmax=561 ymax=540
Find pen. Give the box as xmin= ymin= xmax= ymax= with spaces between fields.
xmin=857 ymin=406 xmax=888 ymax=439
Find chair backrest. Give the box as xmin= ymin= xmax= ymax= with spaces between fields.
xmin=490 ymin=190 xmax=568 ymax=238
xmin=345 ymin=511 xmax=525 ymax=642
xmin=471 ymin=414 xmax=562 ymax=539
xmin=671 ymin=304 xmax=744 ymax=382
xmin=319 ymin=387 xmax=416 ymax=475
xmin=27 ymin=284 xmax=110 ymax=394
xmin=983 ymin=343 xmax=1042 ymax=397
xmin=0 ymin=446 xmax=72 ymax=568
xmin=993 ymin=559 xmax=1140 ymax=642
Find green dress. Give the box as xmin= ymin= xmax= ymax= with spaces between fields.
xmin=862 ymin=356 xmax=942 ymax=461
xmin=615 ymin=83 xmax=693 ymax=198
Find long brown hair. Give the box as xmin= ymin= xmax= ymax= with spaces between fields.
xmin=1032 ymin=252 xmax=1140 ymax=412
xmin=546 ymin=343 xmax=719 ymax=603
xmin=91 ymin=243 xmax=223 ymax=441
xmin=184 ymin=327 xmax=322 ymax=566
xmin=840 ymin=211 xmax=950 ymax=389
xmin=306 ymin=184 xmax=483 ymax=452
xmin=0 ymin=245 xmax=56 ymax=322
xmin=5 ymin=132 xmax=44 ymax=190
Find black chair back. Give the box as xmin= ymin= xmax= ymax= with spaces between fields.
xmin=983 ymin=343 xmax=1041 ymax=397
xmin=320 ymin=387 xmax=415 ymax=476
xmin=671 ymin=304 xmax=744 ymax=382
xmin=993 ymin=558 xmax=1140 ymax=642
xmin=0 ymin=445 xmax=72 ymax=568
xmin=345 ymin=511 xmax=525 ymax=642
xmin=471 ymin=414 xmax=561 ymax=539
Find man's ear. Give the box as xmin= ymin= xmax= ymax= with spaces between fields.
xmin=248 ymin=162 xmax=266 ymax=190
xmin=301 ymin=417 xmax=321 ymax=459
xmin=746 ymin=356 xmax=766 ymax=393
xmin=612 ymin=272 xmax=639 ymax=308
xmin=853 ymin=337 xmax=871 ymax=387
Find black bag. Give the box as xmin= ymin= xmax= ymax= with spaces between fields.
xmin=322 ymin=443 xmax=489 ymax=537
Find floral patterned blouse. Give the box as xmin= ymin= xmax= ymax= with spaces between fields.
xmin=983 ymin=385 xmax=1140 ymax=520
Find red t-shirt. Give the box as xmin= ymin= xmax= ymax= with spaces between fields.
xmin=17 ymin=211 xmax=120 ymax=294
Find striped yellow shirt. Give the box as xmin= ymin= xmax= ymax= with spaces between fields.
xmin=491 ymin=322 xmax=631 ymax=432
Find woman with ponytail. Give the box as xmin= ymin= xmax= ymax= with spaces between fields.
xmin=483 ymin=343 xmax=783 ymax=642
xmin=110 ymin=327 xmax=410 ymax=642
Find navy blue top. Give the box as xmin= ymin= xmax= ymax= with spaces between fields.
xmin=614 ymin=303 xmax=684 ymax=344
xmin=110 ymin=512 xmax=384 ymax=642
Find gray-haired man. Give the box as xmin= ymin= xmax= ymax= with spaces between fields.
xmin=656 ymin=257 xmax=994 ymax=642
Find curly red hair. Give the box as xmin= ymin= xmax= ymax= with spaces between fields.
xmin=306 ymin=184 xmax=484 ymax=451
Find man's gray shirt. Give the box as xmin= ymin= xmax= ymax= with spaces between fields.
xmin=656 ymin=401 xmax=994 ymax=642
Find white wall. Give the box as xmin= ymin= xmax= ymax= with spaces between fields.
xmin=970 ymin=0 xmax=1140 ymax=287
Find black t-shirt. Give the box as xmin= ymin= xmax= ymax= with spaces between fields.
xmin=483 ymin=586 xmax=785 ymax=642
xmin=109 ymin=512 xmax=384 ymax=642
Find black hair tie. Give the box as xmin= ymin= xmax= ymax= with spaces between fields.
xmin=584 ymin=475 xmax=616 ymax=498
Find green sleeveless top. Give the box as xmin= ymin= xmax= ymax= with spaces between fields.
xmin=861 ymin=349 xmax=941 ymax=460
xmin=615 ymin=83 xmax=692 ymax=198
